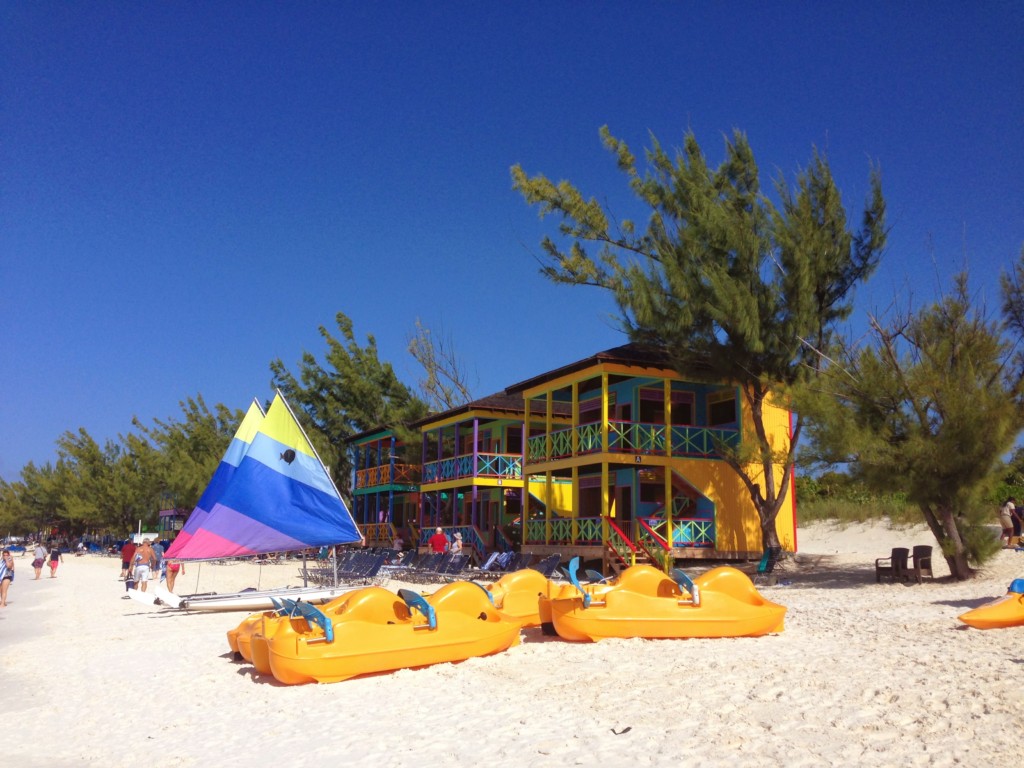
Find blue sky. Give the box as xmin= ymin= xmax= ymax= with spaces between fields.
xmin=1 ymin=2 xmax=1021 ymax=481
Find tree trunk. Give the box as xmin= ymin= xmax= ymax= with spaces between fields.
xmin=924 ymin=504 xmax=973 ymax=581
xmin=759 ymin=502 xmax=782 ymax=551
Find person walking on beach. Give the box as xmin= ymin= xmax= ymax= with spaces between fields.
xmin=133 ymin=539 xmax=156 ymax=592
xmin=48 ymin=542 xmax=63 ymax=577
xmin=0 ymin=548 xmax=14 ymax=607
xmin=165 ymin=559 xmax=184 ymax=593
xmin=1010 ymin=500 xmax=1022 ymax=548
xmin=120 ymin=538 xmax=136 ymax=581
xmin=999 ymin=498 xmax=1016 ymax=547
xmin=152 ymin=540 xmax=165 ymax=581
xmin=449 ymin=532 xmax=463 ymax=556
xmin=32 ymin=541 xmax=46 ymax=580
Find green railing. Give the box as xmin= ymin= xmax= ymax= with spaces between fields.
xmin=525 ymin=516 xmax=604 ymax=545
xmin=670 ymin=425 xmax=739 ymax=456
xmin=526 ymin=421 xmax=738 ymax=461
xmin=606 ymin=518 xmax=637 ymax=566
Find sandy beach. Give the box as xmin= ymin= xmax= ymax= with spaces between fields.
xmin=2 ymin=521 xmax=1022 ymax=768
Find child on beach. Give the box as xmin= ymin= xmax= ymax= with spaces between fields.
xmin=48 ymin=543 xmax=63 ymax=577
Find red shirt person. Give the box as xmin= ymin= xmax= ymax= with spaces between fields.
xmin=120 ymin=539 xmax=137 ymax=579
xmin=428 ymin=527 xmax=449 ymax=554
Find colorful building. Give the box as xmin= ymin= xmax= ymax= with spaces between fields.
xmin=510 ymin=343 xmax=796 ymax=570
xmin=348 ymin=427 xmax=421 ymax=547
xmin=348 ymin=343 xmax=796 ymax=571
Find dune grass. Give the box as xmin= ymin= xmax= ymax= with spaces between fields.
xmin=798 ymin=497 xmax=920 ymax=528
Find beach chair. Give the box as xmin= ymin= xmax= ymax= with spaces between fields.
xmin=507 ymin=553 xmax=534 ymax=572
xmin=437 ymin=553 xmax=471 ymax=581
xmin=875 ymin=547 xmax=911 ymax=583
xmin=529 ymin=554 xmax=562 ymax=578
xmin=477 ymin=551 xmax=501 ymax=572
xmin=907 ymin=545 xmax=934 ymax=583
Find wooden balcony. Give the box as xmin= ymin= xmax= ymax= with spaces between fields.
xmin=353 ymin=462 xmax=421 ymax=490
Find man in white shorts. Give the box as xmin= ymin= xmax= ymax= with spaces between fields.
xmin=133 ymin=539 xmax=156 ymax=592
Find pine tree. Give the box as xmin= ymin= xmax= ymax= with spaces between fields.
xmin=513 ymin=127 xmax=887 ymax=549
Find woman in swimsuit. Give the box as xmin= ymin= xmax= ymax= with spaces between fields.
xmin=165 ymin=559 xmax=184 ymax=593
xmin=1 ymin=548 xmax=15 ymax=607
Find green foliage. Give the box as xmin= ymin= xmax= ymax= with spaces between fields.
xmin=133 ymin=395 xmax=243 ymax=511
xmin=805 ymin=256 xmax=1024 ymax=578
xmin=513 ymin=126 xmax=887 ymax=547
xmin=270 ymin=312 xmax=430 ymax=496
xmin=796 ymin=474 xmax=917 ymax=526
xmin=55 ymin=428 xmax=164 ymax=535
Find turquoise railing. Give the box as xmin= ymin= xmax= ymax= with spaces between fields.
xmin=476 ymin=453 xmax=522 ymax=479
xmin=641 ymin=516 xmax=715 ymax=547
xmin=422 ymin=452 xmax=522 ymax=483
xmin=523 ymin=513 xmax=713 ymax=553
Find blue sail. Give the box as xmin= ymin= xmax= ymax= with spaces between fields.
xmin=167 ymin=392 xmax=361 ymax=560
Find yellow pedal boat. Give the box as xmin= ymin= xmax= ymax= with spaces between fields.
xmin=486 ymin=567 xmax=562 ymax=628
xmin=262 ymin=581 xmax=521 ymax=684
xmin=543 ymin=559 xmax=786 ymax=641
xmin=958 ymin=579 xmax=1024 ymax=629
xmin=229 ymin=589 xmax=364 ymax=665
xmin=228 ymin=610 xmax=273 ymax=660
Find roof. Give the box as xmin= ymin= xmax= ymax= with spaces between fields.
xmin=408 ymin=392 xmax=529 ymax=429
xmin=505 ymin=342 xmax=675 ymax=393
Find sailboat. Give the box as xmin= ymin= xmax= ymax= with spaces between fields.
xmin=132 ymin=391 xmax=364 ymax=612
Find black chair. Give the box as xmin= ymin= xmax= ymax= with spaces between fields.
xmin=875 ymin=547 xmax=911 ymax=583
xmin=907 ymin=545 xmax=934 ymax=583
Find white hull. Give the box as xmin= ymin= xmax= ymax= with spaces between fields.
xmin=178 ymin=585 xmax=357 ymax=613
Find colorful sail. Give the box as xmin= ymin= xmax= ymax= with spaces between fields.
xmin=168 ymin=391 xmax=361 ymax=560
xmin=164 ymin=399 xmax=266 ymax=559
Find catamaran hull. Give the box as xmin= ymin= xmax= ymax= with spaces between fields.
xmin=182 ymin=585 xmax=357 ymax=613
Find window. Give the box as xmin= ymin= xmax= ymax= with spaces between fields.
xmin=671 ymin=392 xmax=695 ymax=426
xmin=707 ymin=390 xmax=737 ymax=427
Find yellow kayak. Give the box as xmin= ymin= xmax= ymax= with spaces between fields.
xmin=544 ymin=560 xmax=786 ymax=642
xmin=263 ymin=581 xmax=521 ymax=685
xmin=958 ymin=579 xmax=1024 ymax=629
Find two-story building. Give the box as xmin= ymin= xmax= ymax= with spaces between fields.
xmin=348 ymin=343 xmax=796 ymax=571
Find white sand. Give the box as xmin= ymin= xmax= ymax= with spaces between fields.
xmin=2 ymin=521 xmax=1023 ymax=768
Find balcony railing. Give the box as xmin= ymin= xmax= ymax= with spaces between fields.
xmin=523 ymin=514 xmax=715 ymax=549
xmin=354 ymin=463 xmax=421 ymax=490
xmin=421 ymin=452 xmax=523 ymax=484
xmin=642 ymin=516 xmax=715 ymax=547
xmin=527 ymin=421 xmax=739 ymax=462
